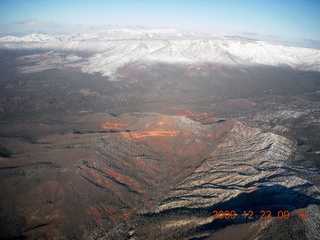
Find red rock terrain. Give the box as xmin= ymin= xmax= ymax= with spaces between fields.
xmin=78 ymin=114 xmax=216 ymax=220
xmin=1 ymin=109 xmax=319 ymax=239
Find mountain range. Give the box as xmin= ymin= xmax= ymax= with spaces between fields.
xmin=1 ymin=28 xmax=320 ymax=78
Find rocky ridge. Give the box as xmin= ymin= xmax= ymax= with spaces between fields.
xmin=73 ymin=112 xmax=320 ymax=239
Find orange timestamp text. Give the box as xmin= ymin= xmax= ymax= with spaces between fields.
xmin=212 ymin=209 xmax=308 ymax=220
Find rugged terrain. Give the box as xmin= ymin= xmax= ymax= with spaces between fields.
xmin=0 ymin=29 xmax=320 ymax=239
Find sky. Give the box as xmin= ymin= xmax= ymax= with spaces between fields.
xmin=0 ymin=0 xmax=319 ymax=47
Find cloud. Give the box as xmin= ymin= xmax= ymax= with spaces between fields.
xmin=304 ymin=38 xmax=320 ymax=44
xmin=14 ymin=19 xmax=62 ymax=27
xmin=136 ymin=25 xmax=149 ymax=29
xmin=268 ymin=34 xmax=279 ymax=39
xmin=303 ymin=38 xmax=320 ymax=49
xmin=242 ymin=31 xmax=260 ymax=36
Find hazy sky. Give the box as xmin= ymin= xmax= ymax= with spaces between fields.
xmin=0 ymin=0 xmax=319 ymax=46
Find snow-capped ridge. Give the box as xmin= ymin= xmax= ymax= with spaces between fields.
xmin=1 ymin=28 xmax=320 ymax=75
xmin=0 ymin=28 xmax=204 ymax=42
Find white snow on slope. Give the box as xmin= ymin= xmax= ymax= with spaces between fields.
xmin=1 ymin=28 xmax=320 ymax=76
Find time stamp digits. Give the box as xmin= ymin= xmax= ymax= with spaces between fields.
xmin=212 ymin=209 xmax=308 ymax=220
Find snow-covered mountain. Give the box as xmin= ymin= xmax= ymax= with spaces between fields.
xmin=1 ymin=28 xmax=320 ymax=77
xmin=0 ymin=28 xmax=202 ymax=42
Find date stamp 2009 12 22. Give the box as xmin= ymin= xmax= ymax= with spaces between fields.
xmin=212 ymin=209 xmax=308 ymax=220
